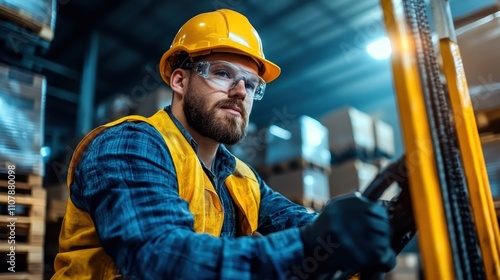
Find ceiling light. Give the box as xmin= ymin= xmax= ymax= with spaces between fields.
xmin=366 ymin=37 xmax=392 ymax=60
xmin=268 ymin=125 xmax=292 ymax=140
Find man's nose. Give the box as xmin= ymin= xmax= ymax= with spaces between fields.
xmin=229 ymin=78 xmax=248 ymax=99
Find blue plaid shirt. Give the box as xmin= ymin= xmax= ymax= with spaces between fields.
xmin=71 ymin=106 xmax=317 ymax=279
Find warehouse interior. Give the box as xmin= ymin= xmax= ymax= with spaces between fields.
xmin=0 ymin=0 xmax=499 ymax=279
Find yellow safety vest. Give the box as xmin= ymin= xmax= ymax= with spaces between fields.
xmin=53 ymin=109 xmax=261 ymax=279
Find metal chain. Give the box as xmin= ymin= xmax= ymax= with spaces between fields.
xmin=404 ymin=0 xmax=485 ymax=278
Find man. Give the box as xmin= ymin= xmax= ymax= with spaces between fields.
xmin=53 ymin=9 xmax=395 ymax=279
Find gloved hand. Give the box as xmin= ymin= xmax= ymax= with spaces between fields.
xmin=299 ymin=192 xmax=396 ymax=276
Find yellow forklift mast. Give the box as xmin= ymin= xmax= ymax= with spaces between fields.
xmin=380 ymin=0 xmax=500 ymax=279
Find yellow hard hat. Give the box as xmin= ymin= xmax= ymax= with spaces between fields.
xmin=159 ymin=9 xmax=281 ymax=85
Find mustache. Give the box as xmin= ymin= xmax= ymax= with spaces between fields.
xmin=215 ymin=99 xmax=246 ymax=116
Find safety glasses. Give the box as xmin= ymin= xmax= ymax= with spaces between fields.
xmin=184 ymin=60 xmax=266 ymax=100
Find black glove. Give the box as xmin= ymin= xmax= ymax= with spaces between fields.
xmin=299 ymin=192 xmax=396 ymax=276
xmin=379 ymin=195 xmax=416 ymax=254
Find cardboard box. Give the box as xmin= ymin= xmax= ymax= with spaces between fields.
xmin=329 ymin=159 xmax=378 ymax=197
xmin=373 ymin=118 xmax=395 ymax=158
xmin=321 ymin=107 xmax=375 ymax=162
xmin=265 ymin=115 xmax=330 ymax=168
xmin=268 ymin=168 xmax=330 ymax=204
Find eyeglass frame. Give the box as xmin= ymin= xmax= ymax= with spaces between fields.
xmin=181 ymin=60 xmax=267 ymax=100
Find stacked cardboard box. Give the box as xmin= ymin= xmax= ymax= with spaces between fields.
xmin=0 ymin=0 xmax=56 ymax=41
xmin=371 ymin=118 xmax=399 ymax=200
xmin=329 ymin=159 xmax=378 ymax=197
xmin=268 ymin=168 xmax=330 ymax=210
xmin=264 ymin=116 xmax=331 ymax=208
xmin=329 ymin=159 xmax=400 ymax=200
xmin=322 ymin=107 xmax=399 ymax=199
xmin=0 ymin=63 xmax=45 ymax=176
xmin=373 ymin=117 xmax=395 ymax=159
xmin=321 ymin=107 xmax=376 ymax=163
xmin=265 ymin=115 xmax=331 ymax=169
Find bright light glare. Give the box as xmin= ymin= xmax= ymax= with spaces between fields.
xmin=304 ymin=175 xmax=314 ymax=186
xmin=302 ymin=117 xmax=324 ymax=147
xmin=269 ymin=125 xmax=292 ymax=140
xmin=366 ymin=37 xmax=392 ymax=60
xmin=40 ymin=146 xmax=51 ymax=158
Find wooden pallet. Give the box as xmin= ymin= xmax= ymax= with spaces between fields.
xmin=0 ymin=186 xmax=46 ymax=219
xmin=0 ymin=173 xmax=43 ymax=189
xmin=0 ymin=244 xmax=43 ymax=277
xmin=0 ymin=273 xmax=42 ymax=280
xmin=0 ymin=4 xmax=53 ymax=41
xmin=260 ymin=157 xmax=331 ymax=176
xmin=0 ymin=218 xmax=45 ymax=245
xmin=0 ymin=166 xmax=46 ymax=276
xmin=0 ymin=178 xmax=46 ymax=245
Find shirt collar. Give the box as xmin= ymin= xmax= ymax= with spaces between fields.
xmin=164 ymin=105 xmax=199 ymax=152
xmin=163 ymin=105 xmax=236 ymax=174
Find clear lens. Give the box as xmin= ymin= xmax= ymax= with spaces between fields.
xmin=185 ymin=60 xmax=266 ymax=100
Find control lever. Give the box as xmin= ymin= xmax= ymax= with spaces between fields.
xmin=333 ymin=156 xmax=417 ymax=280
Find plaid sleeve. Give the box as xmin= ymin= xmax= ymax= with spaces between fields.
xmin=71 ymin=122 xmax=306 ymax=279
xmin=256 ymin=176 xmax=318 ymax=235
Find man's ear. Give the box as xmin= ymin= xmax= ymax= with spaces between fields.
xmin=170 ymin=69 xmax=189 ymax=96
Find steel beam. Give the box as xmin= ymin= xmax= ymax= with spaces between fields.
xmin=76 ymin=32 xmax=100 ymax=135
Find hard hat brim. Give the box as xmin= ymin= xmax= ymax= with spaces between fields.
xmin=159 ymin=44 xmax=281 ymax=86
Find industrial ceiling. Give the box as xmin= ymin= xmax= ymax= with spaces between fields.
xmin=3 ymin=0 xmax=500 ymax=157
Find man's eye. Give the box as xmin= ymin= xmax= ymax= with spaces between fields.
xmin=245 ymin=83 xmax=256 ymax=91
xmin=213 ymin=70 xmax=231 ymax=79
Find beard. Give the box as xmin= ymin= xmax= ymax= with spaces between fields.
xmin=183 ymin=82 xmax=248 ymax=145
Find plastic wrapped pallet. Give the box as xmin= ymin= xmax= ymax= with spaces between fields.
xmin=268 ymin=168 xmax=330 ymax=206
xmin=0 ymin=63 xmax=46 ymax=176
xmin=0 ymin=0 xmax=56 ymax=41
xmin=321 ymin=107 xmax=375 ymax=163
xmin=265 ymin=115 xmax=331 ymax=169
